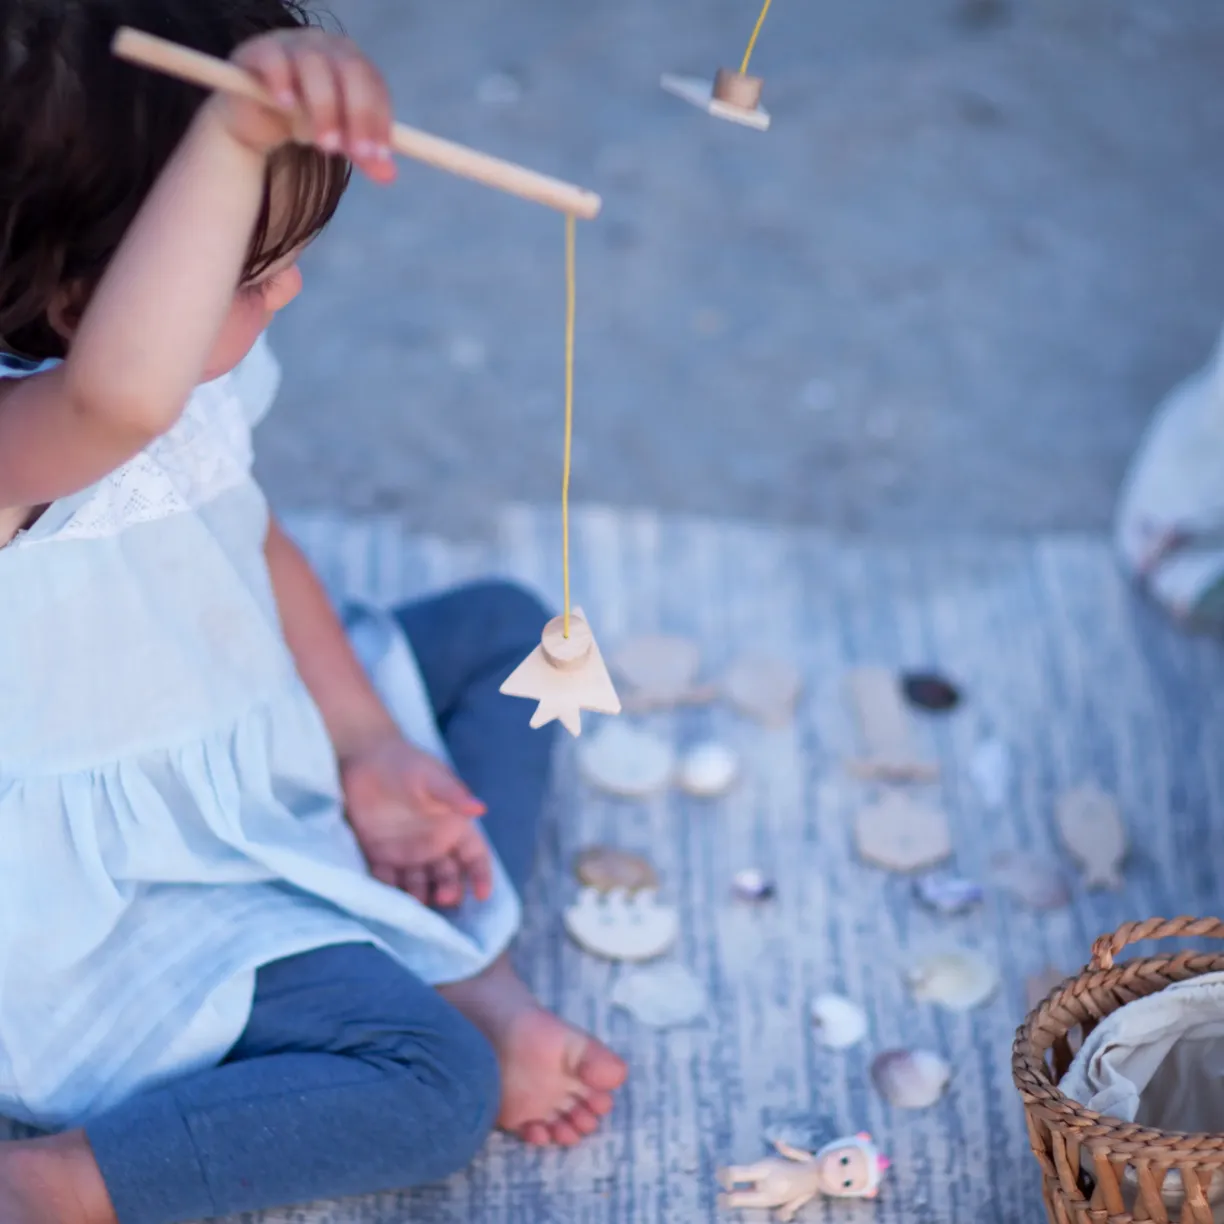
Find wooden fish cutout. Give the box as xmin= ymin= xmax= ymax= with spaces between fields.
xmin=1055 ymin=782 xmax=1127 ymax=889
xmin=500 ymin=606 xmax=621 ymax=737
xmin=845 ymin=667 xmax=939 ymax=782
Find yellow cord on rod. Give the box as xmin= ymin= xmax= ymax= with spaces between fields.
xmin=740 ymin=0 xmax=773 ymax=74
xmin=562 ymin=213 xmax=576 ymax=638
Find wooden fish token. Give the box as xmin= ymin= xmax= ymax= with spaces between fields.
xmin=854 ymin=791 xmax=952 ymax=873
xmin=564 ymin=888 xmax=679 ymax=961
xmin=574 ymin=846 xmax=659 ymax=893
xmin=611 ymin=634 xmax=710 ymax=710
xmin=844 ymin=667 xmax=939 ymax=781
xmin=1055 ymin=782 xmax=1127 ymax=889
xmin=724 ymin=655 xmax=802 ymax=726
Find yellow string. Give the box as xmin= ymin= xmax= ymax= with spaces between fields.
xmin=562 ymin=212 xmax=575 ymax=638
xmin=739 ymin=0 xmax=773 ymax=74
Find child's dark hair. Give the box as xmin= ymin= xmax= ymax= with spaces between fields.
xmin=0 ymin=0 xmax=351 ymax=360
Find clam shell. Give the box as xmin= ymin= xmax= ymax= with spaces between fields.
xmin=906 ymin=950 xmax=999 ymax=1011
xmin=574 ymin=846 xmax=658 ymax=893
xmin=577 ymin=722 xmax=675 ymax=797
xmin=809 ymin=993 xmax=868 ymax=1050
xmin=611 ymin=962 xmax=708 ymax=1028
xmin=731 ymin=868 xmax=775 ymax=901
xmin=678 ymin=741 xmax=740 ymax=797
xmin=990 ymin=850 xmax=1071 ymax=911
xmin=871 ymin=1049 xmax=951 ymax=1109
xmin=913 ymin=872 xmax=983 ymax=916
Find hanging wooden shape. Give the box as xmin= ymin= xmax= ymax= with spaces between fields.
xmin=660 ymin=71 xmax=771 ymax=131
xmin=500 ymin=606 xmax=621 ymax=737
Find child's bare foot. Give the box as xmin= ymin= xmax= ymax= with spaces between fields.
xmin=440 ymin=955 xmax=627 ymax=1147
xmin=0 ymin=1132 xmax=116 ymax=1224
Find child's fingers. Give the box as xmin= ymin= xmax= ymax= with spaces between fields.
xmin=399 ymin=866 xmax=431 ymax=903
xmin=332 ymin=53 xmax=396 ymax=182
xmin=233 ymin=36 xmax=297 ymax=112
xmin=422 ymin=770 xmax=486 ymax=819
xmin=427 ymin=856 xmax=463 ymax=908
xmin=370 ymin=862 xmax=398 ymax=888
xmin=456 ymin=839 xmax=494 ymax=903
xmin=288 ymin=47 xmax=344 ymax=152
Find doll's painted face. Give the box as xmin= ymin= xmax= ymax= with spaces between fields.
xmin=815 ymin=1134 xmax=890 ymax=1199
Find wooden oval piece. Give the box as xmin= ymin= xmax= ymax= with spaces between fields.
xmin=574 ymin=846 xmax=658 ymax=893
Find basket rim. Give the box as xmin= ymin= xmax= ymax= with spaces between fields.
xmin=1012 ymin=948 xmax=1224 ymax=1157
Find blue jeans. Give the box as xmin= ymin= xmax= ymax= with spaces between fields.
xmin=86 ymin=581 xmax=556 ymax=1224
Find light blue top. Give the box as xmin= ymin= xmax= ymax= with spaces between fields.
xmin=0 ymin=337 xmax=519 ymax=1130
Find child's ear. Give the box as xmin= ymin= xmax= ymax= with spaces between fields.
xmin=47 ymin=281 xmax=90 ymax=342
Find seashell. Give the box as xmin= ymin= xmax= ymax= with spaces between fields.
xmin=906 ymin=950 xmax=999 ymax=1011
xmin=871 ymin=1049 xmax=951 ymax=1109
xmin=564 ymin=888 xmax=679 ymax=961
xmin=573 ymin=846 xmax=658 ymax=893
xmin=678 ymin=741 xmax=740 ymax=797
xmin=577 ymin=722 xmax=675 ymax=797
xmin=611 ymin=962 xmax=708 ymax=1028
xmin=990 ymin=850 xmax=1071 ymax=911
xmin=731 ymin=868 xmax=776 ymax=901
xmin=809 ymin=993 xmax=868 ymax=1050
xmin=901 ymin=671 xmax=962 ymax=712
xmin=913 ymin=872 xmax=983 ymax=916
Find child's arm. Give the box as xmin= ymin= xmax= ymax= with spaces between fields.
xmin=0 ymin=30 xmax=395 ymax=512
xmin=266 ymin=514 xmax=492 ymax=906
xmin=264 ymin=514 xmax=399 ymax=760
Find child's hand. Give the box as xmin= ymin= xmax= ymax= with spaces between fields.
xmin=340 ymin=731 xmax=494 ymax=909
xmin=216 ymin=29 xmax=397 ymax=184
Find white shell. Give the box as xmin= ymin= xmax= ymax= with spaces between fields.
xmin=906 ymin=950 xmax=999 ymax=1011
xmin=990 ymin=851 xmax=1071 ymax=911
xmin=678 ymin=741 xmax=740 ymax=797
xmin=611 ymin=962 xmax=709 ymax=1028
xmin=731 ymin=867 xmax=775 ymax=900
xmin=809 ymin=994 xmax=868 ymax=1050
xmin=577 ymin=722 xmax=675 ymax=797
xmin=871 ymin=1049 xmax=951 ymax=1109
xmin=563 ymin=887 xmax=679 ymax=961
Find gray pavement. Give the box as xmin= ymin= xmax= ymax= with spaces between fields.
xmin=258 ymin=0 xmax=1224 ymax=540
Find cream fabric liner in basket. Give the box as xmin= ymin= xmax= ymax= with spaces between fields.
xmin=1061 ymin=970 xmax=1224 ymax=1218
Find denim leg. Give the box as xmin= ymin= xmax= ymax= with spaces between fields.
xmin=394 ymin=580 xmax=557 ymax=893
xmin=86 ymin=944 xmax=500 ymax=1224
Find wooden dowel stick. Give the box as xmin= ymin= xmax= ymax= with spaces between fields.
xmin=111 ymin=27 xmax=602 ymax=220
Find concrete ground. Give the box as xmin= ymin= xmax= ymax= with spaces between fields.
xmin=259 ymin=0 xmax=1224 ymax=541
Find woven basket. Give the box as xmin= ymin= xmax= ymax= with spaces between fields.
xmin=1013 ymin=917 xmax=1224 ymax=1224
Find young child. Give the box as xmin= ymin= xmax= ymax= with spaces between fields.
xmin=0 ymin=3 xmax=627 ymax=1222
